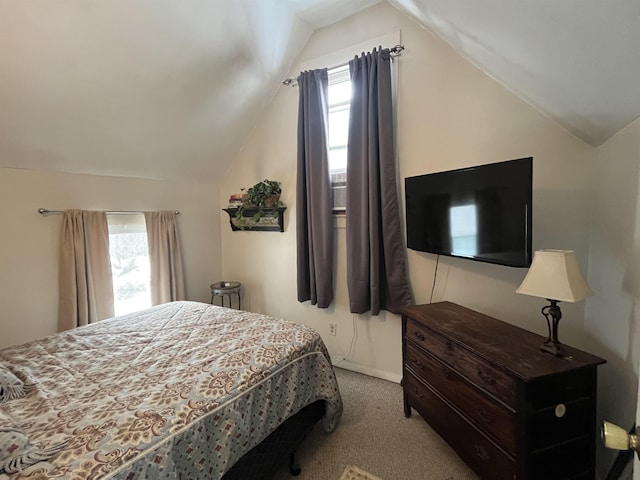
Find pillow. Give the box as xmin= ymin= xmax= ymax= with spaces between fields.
xmin=0 ymin=364 xmax=34 ymax=403
xmin=0 ymin=411 xmax=68 ymax=474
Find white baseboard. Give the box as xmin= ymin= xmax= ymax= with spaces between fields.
xmin=331 ymin=358 xmax=402 ymax=384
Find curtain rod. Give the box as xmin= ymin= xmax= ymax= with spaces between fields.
xmin=282 ymin=44 xmax=405 ymax=87
xmin=38 ymin=208 xmax=180 ymax=215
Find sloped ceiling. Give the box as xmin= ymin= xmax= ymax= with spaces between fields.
xmin=390 ymin=0 xmax=640 ymax=147
xmin=0 ymin=0 xmax=638 ymax=181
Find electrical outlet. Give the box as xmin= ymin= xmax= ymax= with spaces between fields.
xmin=329 ymin=323 xmax=337 ymax=336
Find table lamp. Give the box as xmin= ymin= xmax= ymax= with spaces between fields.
xmin=516 ymin=249 xmax=593 ymax=356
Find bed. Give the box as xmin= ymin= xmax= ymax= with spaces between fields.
xmin=0 ymin=301 xmax=343 ymax=479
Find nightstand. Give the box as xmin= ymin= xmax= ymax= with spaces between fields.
xmin=210 ymin=281 xmax=242 ymax=309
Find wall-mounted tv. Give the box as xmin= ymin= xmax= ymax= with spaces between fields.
xmin=405 ymin=157 xmax=533 ymax=268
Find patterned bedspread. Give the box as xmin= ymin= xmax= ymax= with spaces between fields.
xmin=0 ymin=301 xmax=342 ymax=479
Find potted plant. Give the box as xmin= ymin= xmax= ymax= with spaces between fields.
xmin=235 ymin=179 xmax=283 ymax=228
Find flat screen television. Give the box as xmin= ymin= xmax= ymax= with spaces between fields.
xmin=405 ymin=157 xmax=533 ymax=267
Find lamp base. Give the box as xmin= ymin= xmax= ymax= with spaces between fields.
xmin=540 ymin=299 xmax=566 ymax=357
xmin=541 ymin=340 xmax=566 ymax=357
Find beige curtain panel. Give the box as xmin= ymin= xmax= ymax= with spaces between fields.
xmin=144 ymin=211 xmax=185 ymax=305
xmin=58 ymin=210 xmax=114 ymax=331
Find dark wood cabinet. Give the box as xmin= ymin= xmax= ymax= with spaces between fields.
xmin=401 ymin=302 xmax=606 ymax=480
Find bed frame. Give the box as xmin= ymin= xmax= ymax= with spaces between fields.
xmin=222 ymin=400 xmax=326 ymax=478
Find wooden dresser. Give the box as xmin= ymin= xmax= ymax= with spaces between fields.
xmin=401 ymin=302 xmax=606 ymax=480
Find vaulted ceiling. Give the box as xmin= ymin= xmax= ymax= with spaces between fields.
xmin=1 ymin=0 xmax=638 ymax=181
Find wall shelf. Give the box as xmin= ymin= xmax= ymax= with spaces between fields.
xmin=223 ymin=207 xmax=286 ymax=232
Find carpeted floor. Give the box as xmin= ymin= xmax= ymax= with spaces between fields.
xmin=272 ymin=367 xmax=479 ymax=480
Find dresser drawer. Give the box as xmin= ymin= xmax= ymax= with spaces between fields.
xmin=528 ymin=369 xmax=595 ymax=409
xmin=530 ymin=398 xmax=593 ymax=450
xmin=530 ymin=436 xmax=592 ymax=479
xmin=404 ymin=371 xmax=516 ymax=480
xmin=405 ymin=318 xmax=517 ymax=407
xmin=405 ymin=342 xmax=517 ymax=453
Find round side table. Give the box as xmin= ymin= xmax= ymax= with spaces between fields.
xmin=210 ymin=281 xmax=242 ymax=310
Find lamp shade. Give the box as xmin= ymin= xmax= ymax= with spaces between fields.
xmin=516 ymin=249 xmax=594 ymax=302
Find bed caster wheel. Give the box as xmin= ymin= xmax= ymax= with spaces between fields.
xmin=289 ymin=452 xmax=301 ymax=476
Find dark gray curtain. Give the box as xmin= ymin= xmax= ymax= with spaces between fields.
xmin=296 ymin=69 xmax=334 ymax=308
xmin=346 ymin=48 xmax=412 ymax=315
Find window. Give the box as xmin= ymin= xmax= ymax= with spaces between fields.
xmin=107 ymin=214 xmax=151 ymax=316
xmin=328 ymin=65 xmax=351 ymax=212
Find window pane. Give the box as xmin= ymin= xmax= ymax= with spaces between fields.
xmin=328 ymin=79 xmax=351 ymax=104
xmin=329 ymin=147 xmax=347 ymax=174
xmin=328 ymin=69 xmax=351 ymax=212
xmin=329 ymin=108 xmax=349 ymax=148
xmin=107 ymin=214 xmax=151 ymax=316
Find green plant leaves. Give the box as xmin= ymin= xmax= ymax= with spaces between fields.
xmin=234 ymin=179 xmax=282 ymax=229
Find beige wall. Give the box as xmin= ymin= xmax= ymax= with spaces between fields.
xmin=587 ymin=117 xmax=640 ymax=472
xmin=0 ymin=167 xmax=220 ymax=348
xmin=221 ymin=0 xmax=596 ymax=378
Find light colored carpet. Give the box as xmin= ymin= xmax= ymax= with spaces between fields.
xmin=339 ymin=465 xmax=383 ymax=480
xmin=272 ymin=367 xmax=479 ymax=480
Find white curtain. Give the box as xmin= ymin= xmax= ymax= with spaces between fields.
xmin=144 ymin=211 xmax=185 ymax=305
xmin=58 ymin=210 xmax=114 ymax=331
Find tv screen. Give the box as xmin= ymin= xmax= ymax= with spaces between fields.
xmin=405 ymin=157 xmax=532 ymax=267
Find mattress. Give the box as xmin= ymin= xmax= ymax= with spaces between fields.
xmin=0 ymin=301 xmax=342 ymax=479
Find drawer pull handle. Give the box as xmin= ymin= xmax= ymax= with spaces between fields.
xmin=444 ymin=368 xmax=452 ymax=380
xmin=412 ymin=387 xmax=423 ymax=399
xmin=477 ymin=407 xmax=492 ymax=423
xmin=414 ymin=331 xmax=425 ymax=341
xmin=413 ymin=360 xmax=424 ymax=370
xmin=477 ymin=370 xmax=496 ymax=386
xmin=445 ymin=340 xmax=454 ymax=351
xmin=474 ymin=444 xmax=490 ymax=462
